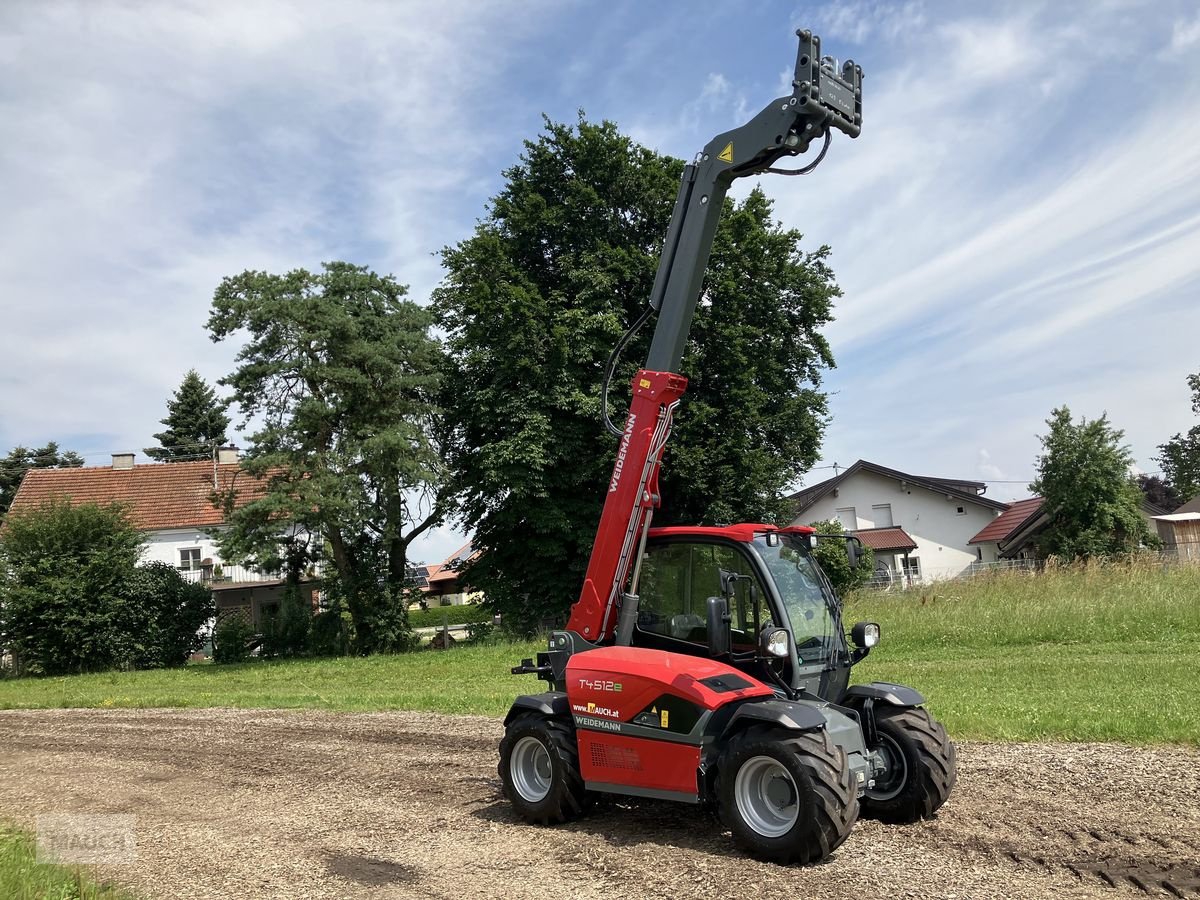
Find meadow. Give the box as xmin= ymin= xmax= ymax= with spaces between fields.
xmin=1 ymin=558 xmax=1196 ymax=743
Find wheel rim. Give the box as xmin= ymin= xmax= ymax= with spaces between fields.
xmin=866 ymin=733 xmax=908 ymax=801
xmin=510 ymin=735 xmax=553 ymax=803
xmin=734 ymin=755 xmax=799 ymax=838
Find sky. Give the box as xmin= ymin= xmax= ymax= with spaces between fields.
xmin=2 ymin=0 xmax=1199 ymax=564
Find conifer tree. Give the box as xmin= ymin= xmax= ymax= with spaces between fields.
xmin=145 ymin=370 xmax=230 ymax=462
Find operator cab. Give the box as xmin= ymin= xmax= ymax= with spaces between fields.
xmin=631 ymin=524 xmax=863 ymax=701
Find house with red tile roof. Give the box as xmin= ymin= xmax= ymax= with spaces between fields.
xmin=970 ymin=494 xmax=1171 ymax=562
xmin=788 ymin=460 xmax=1010 ymax=585
xmin=7 ymin=450 xmax=318 ymax=627
xmin=408 ymin=540 xmax=481 ymax=606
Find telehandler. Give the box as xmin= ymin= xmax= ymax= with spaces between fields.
xmin=501 ymin=29 xmax=956 ymax=864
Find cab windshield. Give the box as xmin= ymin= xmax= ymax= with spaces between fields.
xmin=753 ymin=535 xmax=840 ymax=665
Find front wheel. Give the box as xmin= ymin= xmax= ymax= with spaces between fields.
xmin=498 ymin=713 xmax=588 ymax=825
xmin=861 ymin=706 xmax=957 ymax=823
xmin=718 ymin=727 xmax=859 ymax=865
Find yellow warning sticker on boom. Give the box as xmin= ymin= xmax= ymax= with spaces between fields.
xmin=717 ymin=142 xmax=734 ymax=163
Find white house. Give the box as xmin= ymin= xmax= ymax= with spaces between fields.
xmin=9 ymin=451 xmax=318 ymax=627
xmin=788 ymin=460 xmax=1010 ymax=584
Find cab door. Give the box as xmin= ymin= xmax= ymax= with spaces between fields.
xmin=632 ymin=538 xmax=772 ymax=658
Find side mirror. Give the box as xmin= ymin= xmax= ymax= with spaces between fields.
xmin=845 ymin=536 xmax=862 ymax=569
xmin=706 ymin=596 xmax=731 ymax=657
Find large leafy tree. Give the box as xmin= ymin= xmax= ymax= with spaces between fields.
xmin=1030 ymin=406 xmax=1152 ymax=559
xmin=434 ymin=116 xmax=839 ymax=626
xmin=1136 ymin=474 xmax=1180 ymax=511
xmin=144 ymin=369 xmax=231 ymax=461
xmin=1157 ymin=370 xmax=1200 ymax=504
xmin=207 ymin=261 xmax=446 ymax=653
xmin=0 ymin=442 xmax=84 ymax=519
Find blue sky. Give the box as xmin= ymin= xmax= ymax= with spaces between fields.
xmin=3 ymin=1 xmax=1199 ymax=564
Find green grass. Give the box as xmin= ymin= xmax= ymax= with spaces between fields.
xmin=0 ymin=640 xmax=544 ymax=717
xmin=0 ymin=824 xmax=134 ymax=900
xmin=0 ymin=558 xmax=1196 ymax=743
xmin=844 ymin=558 xmax=1200 ymax=744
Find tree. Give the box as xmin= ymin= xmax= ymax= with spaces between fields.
xmin=144 ymin=369 xmax=231 ymax=461
xmin=1136 ymin=474 xmax=1180 ymax=511
xmin=207 ymin=261 xmax=446 ymax=653
xmin=0 ymin=442 xmax=83 ymax=519
xmin=1157 ymin=370 xmax=1200 ymax=503
xmin=1029 ymin=406 xmax=1152 ymax=559
xmin=434 ymin=116 xmax=839 ymax=627
xmin=808 ymin=520 xmax=874 ymax=595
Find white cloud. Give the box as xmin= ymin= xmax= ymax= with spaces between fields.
xmin=0 ymin=0 xmax=550 ymax=465
xmin=1169 ymin=11 xmax=1200 ymax=53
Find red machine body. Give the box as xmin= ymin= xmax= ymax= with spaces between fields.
xmin=566 ymin=646 xmax=774 ymax=799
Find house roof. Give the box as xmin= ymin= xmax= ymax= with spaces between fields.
xmin=789 ymin=459 xmax=1008 ymax=515
xmin=1153 ymin=512 xmax=1200 ymax=522
xmin=968 ymin=497 xmax=1045 ymax=545
xmin=427 ymin=539 xmax=478 ymax=584
xmin=7 ymin=460 xmax=270 ymax=531
xmin=852 ymin=526 xmax=918 ymax=552
xmin=1175 ymin=495 xmax=1200 ymax=515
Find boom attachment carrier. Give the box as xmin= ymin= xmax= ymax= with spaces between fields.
xmin=566 ymin=30 xmax=863 ymax=643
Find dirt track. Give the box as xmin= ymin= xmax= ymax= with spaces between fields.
xmin=0 ymin=709 xmax=1197 ymax=899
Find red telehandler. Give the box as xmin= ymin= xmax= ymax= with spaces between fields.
xmin=500 ymin=29 xmax=956 ymax=864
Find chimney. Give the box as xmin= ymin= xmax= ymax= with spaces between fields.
xmin=112 ymin=453 xmax=135 ymax=470
xmin=216 ymin=446 xmax=240 ymax=465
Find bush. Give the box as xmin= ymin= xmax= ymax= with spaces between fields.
xmin=808 ymin=519 xmax=875 ymax=595
xmin=212 ymin=615 xmax=255 ymax=663
xmin=309 ymin=602 xmax=353 ymax=657
xmin=407 ymin=603 xmax=492 ymax=630
xmin=260 ymin=586 xmax=311 ymax=658
xmin=0 ymin=500 xmax=143 ymax=674
xmin=116 ymin=562 xmax=214 ymax=667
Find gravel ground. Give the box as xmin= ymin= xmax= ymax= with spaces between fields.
xmin=0 ymin=708 xmax=1197 ymax=899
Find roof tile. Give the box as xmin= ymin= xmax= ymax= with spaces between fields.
xmin=968 ymin=498 xmax=1044 ymax=545
xmin=8 ymin=461 xmax=270 ymax=531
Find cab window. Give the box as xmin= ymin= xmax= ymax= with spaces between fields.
xmin=636 ymin=541 xmax=768 ymax=649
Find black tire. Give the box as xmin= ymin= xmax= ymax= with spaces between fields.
xmin=498 ymin=713 xmax=588 ymax=825
xmin=717 ymin=726 xmax=859 ymax=865
xmin=860 ymin=706 xmax=957 ymax=824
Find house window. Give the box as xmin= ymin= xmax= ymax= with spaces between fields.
xmin=871 ymin=504 xmax=893 ymax=528
xmin=835 ymin=507 xmax=857 ymax=530
xmin=976 ymin=547 xmax=983 ymax=561
xmin=902 ymin=556 xmax=921 ymax=579
xmin=179 ymin=548 xmax=202 ymax=571
xmin=956 ymin=506 xmax=966 ymax=516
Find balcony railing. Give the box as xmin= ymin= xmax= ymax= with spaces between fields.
xmin=178 ymin=564 xmax=310 ymax=585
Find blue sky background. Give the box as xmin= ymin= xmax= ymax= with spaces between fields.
xmin=3 ymin=1 xmax=1199 ymax=564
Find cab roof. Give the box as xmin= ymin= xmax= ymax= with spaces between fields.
xmin=647 ymin=523 xmax=815 ymax=543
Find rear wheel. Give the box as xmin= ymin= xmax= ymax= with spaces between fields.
xmin=861 ymin=706 xmax=956 ymax=823
xmin=718 ymin=727 xmax=859 ymax=864
xmin=498 ymin=713 xmax=588 ymax=825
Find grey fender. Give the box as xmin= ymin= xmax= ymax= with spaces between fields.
xmin=504 ymin=692 xmax=570 ymax=726
xmin=721 ymin=698 xmax=829 ymax=738
xmin=842 ymin=681 xmax=925 ymax=708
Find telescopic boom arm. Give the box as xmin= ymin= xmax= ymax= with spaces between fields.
xmin=565 ymin=30 xmax=863 ymax=643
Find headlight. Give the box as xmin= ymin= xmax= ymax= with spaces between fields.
xmin=851 ymin=621 xmax=880 ymax=649
xmin=761 ymin=627 xmax=789 ymax=658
